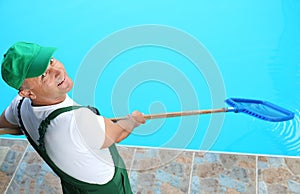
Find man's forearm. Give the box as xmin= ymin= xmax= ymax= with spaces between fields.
xmin=101 ymin=118 xmax=130 ymax=148
xmin=115 ymin=130 xmax=130 ymax=143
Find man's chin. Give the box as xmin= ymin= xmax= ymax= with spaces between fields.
xmin=66 ymin=82 xmax=74 ymax=93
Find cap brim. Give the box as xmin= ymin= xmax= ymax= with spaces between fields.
xmin=26 ymin=46 xmax=57 ymax=78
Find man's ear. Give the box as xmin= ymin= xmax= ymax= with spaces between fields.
xmin=18 ymin=89 xmax=36 ymax=100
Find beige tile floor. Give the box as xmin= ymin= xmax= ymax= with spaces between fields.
xmin=1 ymin=138 xmax=300 ymax=194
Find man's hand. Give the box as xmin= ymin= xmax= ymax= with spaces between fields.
xmin=131 ymin=110 xmax=146 ymax=125
xmin=117 ymin=110 xmax=146 ymax=131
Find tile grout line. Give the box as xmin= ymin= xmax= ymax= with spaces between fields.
xmin=128 ymin=147 xmax=137 ymax=177
xmin=256 ymin=155 xmax=258 ymax=194
xmin=119 ymin=144 xmax=300 ymax=159
xmin=4 ymin=142 xmax=29 ymax=194
xmin=187 ymin=151 xmax=196 ymax=194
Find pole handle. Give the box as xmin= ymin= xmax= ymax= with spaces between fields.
xmin=0 ymin=108 xmax=230 ymax=134
xmin=0 ymin=128 xmax=23 ymax=135
xmin=110 ymin=108 xmax=229 ymax=122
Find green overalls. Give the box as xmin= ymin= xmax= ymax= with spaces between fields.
xmin=17 ymin=98 xmax=133 ymax=194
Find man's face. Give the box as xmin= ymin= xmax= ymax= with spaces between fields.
xmin=20 ymin=58 xmax=73 ymax=105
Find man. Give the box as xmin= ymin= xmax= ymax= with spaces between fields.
xmin=0 ymin=42 xmax=146 ymax=193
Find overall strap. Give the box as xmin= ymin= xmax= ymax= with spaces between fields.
xmin=17 ymin=97 xmax=83 ymax=156
xmin=36 ymin=105 xmax=120 ymax=167
xmin=37 ymin=105 xmax=82 ymax=152
xmin=17 ymin=98 xmax=131 ymax=193
xmin=17 ymin=97 xmax=38 ymax=150
xmin=17 ymin=99 xmax=97 ymax=186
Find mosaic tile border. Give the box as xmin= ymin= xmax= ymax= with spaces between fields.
xmin=0 ymin=139 xmax=28 ymax=194
xmin=1 ymin=138 xmax=300 ymax=194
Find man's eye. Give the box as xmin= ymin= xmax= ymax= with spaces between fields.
xmin=41 ymin=72 xmax=46 ymax=78
xmin=50 ymin=58 xmax=54 ymax=65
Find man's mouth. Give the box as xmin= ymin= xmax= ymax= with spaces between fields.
xmin=58 ymin=77 xmax=65 ymax=86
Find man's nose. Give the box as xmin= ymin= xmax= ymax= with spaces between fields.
xmin=49 ymin=66 xmax=62 ymax=78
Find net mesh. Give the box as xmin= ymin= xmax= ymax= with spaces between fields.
xmin=239 ymin=102 xmax=287 ymax=118
xmin=226 ymin=98 xmax=294 ymax=122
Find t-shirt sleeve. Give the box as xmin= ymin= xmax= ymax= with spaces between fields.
xmin=4 ymin=95 xmax=23 ymax=125
xmin=73 ymin=108 xmax=106 ymax=149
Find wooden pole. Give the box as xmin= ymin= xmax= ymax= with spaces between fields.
xmin=111 ymin=108 xmax=228 ymax=122
xmin=0 ymin=108 xmax=229 ymax=134
xmin=0 ymin=128 xmax=23 ymax=135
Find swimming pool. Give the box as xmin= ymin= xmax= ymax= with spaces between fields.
xmin=1 ymin=0 xmax=299 ymax=157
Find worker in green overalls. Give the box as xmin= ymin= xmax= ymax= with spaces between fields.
xmin=0 ymin=42 xmax=146 ymax=193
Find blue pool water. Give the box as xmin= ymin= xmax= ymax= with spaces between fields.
xmin=1 ymin=0 xmax=299 ymax=157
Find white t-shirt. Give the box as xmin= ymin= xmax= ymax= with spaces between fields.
xmin=5 ymin=95 xmax=114 ymax=184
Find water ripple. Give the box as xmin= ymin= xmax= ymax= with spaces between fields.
xmin=272 ymin=109 xmax=300 ymax=156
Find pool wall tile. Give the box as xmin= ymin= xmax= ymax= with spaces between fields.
xmin=130 ymin=148 xmax=193 ymax=193
xmin=0 ymin=139 xmax=28 ymax=194
xmin=1 ymin=138 xmax=300 ymax=193
xmin=115 ymin=145 xmax=136 ymax=173
xmin=258 ymin=156 xmax=300 ymax=194
xmin=5 ymin=145 xmax=62 ymax=194
xmin=191 ymin=152 xmax=256 ymax=193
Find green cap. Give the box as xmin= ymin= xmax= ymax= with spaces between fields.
xmin=1 ymin=42 xmax=57 ymax=90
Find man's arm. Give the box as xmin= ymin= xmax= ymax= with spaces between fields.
xmin=101 ymin=111 xmax=145 ymax=148
xmin=0 ymin=110 xmax=23 ymax=135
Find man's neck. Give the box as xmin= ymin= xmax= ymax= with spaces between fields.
xmin=31 ymin=95 xmax=67 ymax=106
